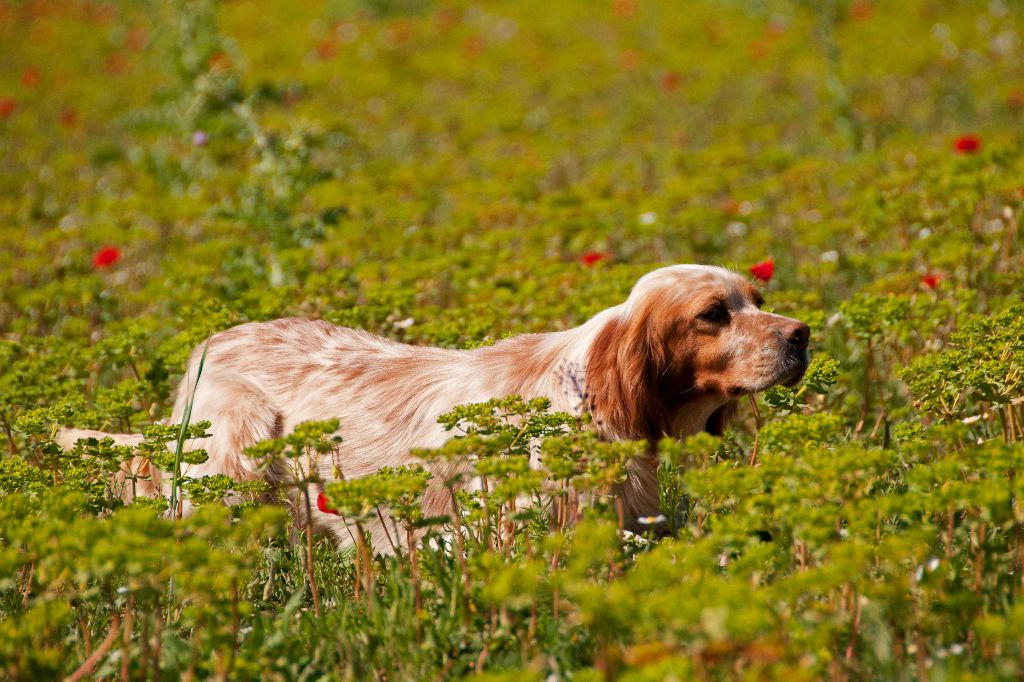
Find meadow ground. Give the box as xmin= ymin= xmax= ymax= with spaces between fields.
xmin=2 ymin=0 xmax=1024 ymax=679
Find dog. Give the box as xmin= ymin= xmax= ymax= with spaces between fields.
xmin=60 ymin=264 xmax=809 ymax=546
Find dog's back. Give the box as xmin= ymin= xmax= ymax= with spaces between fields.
xmin=62 ymin=317 xmax=571 ymax=544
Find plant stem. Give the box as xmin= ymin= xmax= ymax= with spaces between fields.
xmin=68 ymin=612 xmax=121 ymax=682
xmin=120 ymin=595 xmax=134 ymax=681
xmin=448 ymin=487 xmax=471 ymax=622
xmin=406 ymin=526 xmax=422 ymax=618
xmin=303 ymin=488 xmax=322 ymax=617
xmin=168 ymin=345 xmax=207 ymax=600
xmin=152 ymin=603 xmax=162 ymax=682
xmin=1 ymin=413 xmax=17 ymax=455
xmin=747 ymin=394 xmax=762 ymax=466
xmin=76 ymin=607 xmax=93 ymax=658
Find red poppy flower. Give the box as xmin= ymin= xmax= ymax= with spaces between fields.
xmin=749 ymin=257 xmax=774 ymax=282
xmin=660 ymin=71 xmax=681 ymax=92
xmin=0 ymin=98 xmax=15 ymax=119
xmin=315 ymin=39 xmax=338 ymax=60
xmin=317 ymin=491 xmax=339 ymax=515
xmin=87 ymin=2 xmax=116 ymax=25
xmin=618 ymin=49 xmax=640 ymax=71
xmin=104 ymin=52 xmax=128 ymax=75
xmin=59 ymin=108 xmax=77 ymax=128
xmin=92 ymin=246 xmax=120 ymax=268
xmin=21 ymin=66 xmax=40 ymax=88
xmin=125 ymin=27 xmax=148 ymax=52
xmin=764 ymin=20 xmax=786 ymax=38
xmin=581 ymin=251 xmax=607 ymax=267
xmin=748 ymin=38 xmax=770 ymax=61
xmin=921 ymin=272 xmax=944 ymax=289
xmin=1008 ymin=88 xmax=1024 ymax=110
xmin=953 ymin=134 xmax=981 ymax=154
xmin=208 ymin=51 xmax=232 ymax=71
xmin=463 ymin=34 xmax=485 ymax=58
xmin=613 ymin=0 xmax=637 ymax=18
xmin=849 ymin=0 xmax=874 ymax=21
xmin=387 ymin=20 xmax=411 ymax=46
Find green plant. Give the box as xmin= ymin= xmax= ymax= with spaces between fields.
xmin=2 ymin=0 xmax=1024 ymax=678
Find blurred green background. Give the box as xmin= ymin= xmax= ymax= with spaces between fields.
xmin=2 ymin=1 xmax=1022 ymax=342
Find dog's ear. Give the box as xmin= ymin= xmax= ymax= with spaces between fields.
xmin=703 ymin=400 xmax=738 ymax=436
xmin=586 ymin=313 xmax=669 ymax=441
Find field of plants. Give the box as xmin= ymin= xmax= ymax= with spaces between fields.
xmin=2 ymin=0 xmax=1024 ymax=678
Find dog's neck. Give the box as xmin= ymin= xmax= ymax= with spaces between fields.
xmin=667 ymin=395 xmax=732 ymax=438
xmin=470 ymin=311 xmax=731 ymax=531
xmin=479 ymin=307 xmax=728 ymax=442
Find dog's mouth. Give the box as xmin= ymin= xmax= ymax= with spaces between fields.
xmin=780 ymin=350 xmax=810 ymax=387
xmin=726 ymin=351 xmax=810 ymax=396
xmin=780 ymin=366 xmax=808 ymax=388
xmin=770 ymin=354 xmax=809 ymax=392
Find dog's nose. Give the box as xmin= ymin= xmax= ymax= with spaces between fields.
xmin=782 ymin=321 xmax=810 ymax=352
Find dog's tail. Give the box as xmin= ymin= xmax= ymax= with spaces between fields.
xmin=57 ymin=428 xmax=161 ymax=502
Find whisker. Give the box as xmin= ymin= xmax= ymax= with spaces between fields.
xmin=673 ymin=384 xmax=698 ymax=399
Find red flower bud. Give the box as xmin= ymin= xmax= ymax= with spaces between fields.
xmin=749 ymin=257 xmax=774 ymax=282
xmin=22 ymin=66 xmax=40 ymax=88
xmin=660 ymin=71 xmax=681 ymax=92
xmin=580 ymin=251 xmax=608 ymax=267
xmin=953 ymin=134 xmax=981 ymax=154
xmin=315 ymin=39 xmax=338 ymax=60
xmin=317 ymin=491 xmax=339 ymax=515
xmin=92 ymin=246 xmax=120 ymax=268
xmin=849 ymin=0 xmax=874 ymax=21
xmin=59 ymin=108 xmax=78 ymax=128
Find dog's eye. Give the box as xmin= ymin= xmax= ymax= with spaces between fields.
xmin=698 ymin=304 xmax=730 ymax=324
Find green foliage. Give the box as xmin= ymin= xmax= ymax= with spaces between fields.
xmin=839 ymin=293 xmax=911 ymax=343
xmin=901 ymin=302 xmax=1024 ymax=431
xmin=763 ymin=353 xmax=840 ymax=414
xmin=2 ymin=0 xmax=1024 ymax=678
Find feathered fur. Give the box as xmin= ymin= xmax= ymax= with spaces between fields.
xmin=59 ymin=264 xmax=810 ymax=546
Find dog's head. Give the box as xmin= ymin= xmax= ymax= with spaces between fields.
xmin=586 ymin=264 xmax=810 ymax=441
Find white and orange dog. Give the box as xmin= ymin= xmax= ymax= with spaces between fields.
xmin=61 ymin=264 xmax=809 ymax=545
